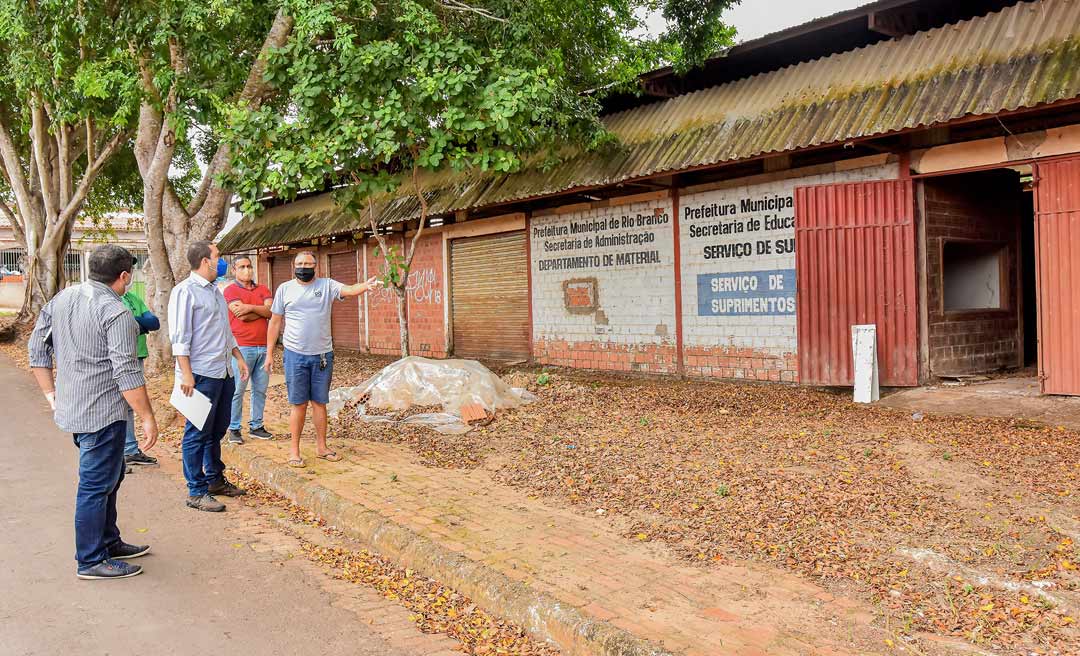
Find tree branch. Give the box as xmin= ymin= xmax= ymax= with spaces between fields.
xmin=30 ymin=98 xmax=58 ymax=222
xmin=185 ymin=155 xmax=218 ymax=216
xmin=437 ymin=0 xmax=509 ymax=23
xmin=0 ymin=196 xmax=24 ymax=246
xmin=361 ymin=192 xmax=393 ymax=269
xmin=85 ymin=116 xmax=96 ymax=164
xmin=405 ymin=163 xmax=428 ymax=268
xmin=191 ymin=10 xmax=295 ymax=226
xmin=56 ymin=123 xmax=74 ymax=210
xmin=51 ymin=129 xmax=129 ymax=250
xmin=0 ymin=114 xmax=35 ymax=224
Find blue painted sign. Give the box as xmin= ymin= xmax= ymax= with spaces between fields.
xmin=697 ymin=269 xmax=796 ymax=316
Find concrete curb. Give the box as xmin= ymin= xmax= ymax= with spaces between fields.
xmin=224 ymin=444 xmax=675 ymax=656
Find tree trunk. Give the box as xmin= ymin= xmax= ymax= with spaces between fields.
xmin=395 ymin=284 xmax=409 ymax=358
xmin=133 ymin=10 xmax=295 ymax=363
xmin=0 ymin=107 xmax=127 ymax=324
xmin=17 ymin=244 xmax=65 ymax=322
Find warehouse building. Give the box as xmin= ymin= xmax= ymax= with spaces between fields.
xmin=220 ymin=0 xmax=1080 ymax=394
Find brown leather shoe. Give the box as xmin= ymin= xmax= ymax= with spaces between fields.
xmin=207 ymin=479 xmax=246 ymax=497
xmin=186 ymin=494 xmax=226 ymax=512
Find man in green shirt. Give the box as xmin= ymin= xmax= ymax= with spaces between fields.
xmin=122 ymin=290 xmax=160 ymax=466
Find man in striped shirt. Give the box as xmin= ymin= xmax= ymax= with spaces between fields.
xmin=29 ymin=244 xmax=160 ymax=580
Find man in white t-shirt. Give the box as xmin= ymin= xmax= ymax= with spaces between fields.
xmin=265 ymin=251 xmax=379 ymax=467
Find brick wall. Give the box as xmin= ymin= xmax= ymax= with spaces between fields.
xmin=924 ymin=172 xmax=1021 ymax=376
xmin=529 ymin=194 xmax=678 ymax=375
xmin=364 ymin=234 xmax=447 ymax=358
xmin=679 ymin=162 xmax=896 ymax=381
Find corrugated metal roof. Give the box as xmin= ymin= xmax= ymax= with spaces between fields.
xmin=221 ymin=0 xmax=1080 ymax=252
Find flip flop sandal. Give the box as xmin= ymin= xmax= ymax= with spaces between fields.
xmin=317 ymin=451 xmax=342 ymax=462
xmin=287 ymin=458 xmax=306 ymax=468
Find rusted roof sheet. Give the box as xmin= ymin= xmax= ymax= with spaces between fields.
xmin=220 ymin=0 xmax=1080 ymax=252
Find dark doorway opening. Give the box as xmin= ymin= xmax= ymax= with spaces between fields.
xmin=1021 ymin=185 xmax=1038 ymax=367
xmin=922 ymin=168 xmax=1031 ymax=377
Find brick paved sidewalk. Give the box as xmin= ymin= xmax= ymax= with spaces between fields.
xmin=230 ymin=438 xmax=886 ymax=656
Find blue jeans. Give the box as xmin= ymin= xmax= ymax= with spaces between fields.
xmin=181 ymin=374 xmax=235 ymax=497
xmin=124 ymin=359 xmax=146 ymax=456
xmin=283 ymin=349 xmax=334 ymax=405
xmin=229 ymin=346 xmax=269 ymax=430
xmin=73 ymin=420 xmax=127 ymax=569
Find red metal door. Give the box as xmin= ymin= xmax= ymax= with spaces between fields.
xmin=329 ymin=251 xmax=362 ymax=350
xmin=1034 ymin=157 xmax=1080 ymax=395
xmin=795 ymin=179 xmax=918 ymax=387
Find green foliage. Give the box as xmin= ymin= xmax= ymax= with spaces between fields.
xmin=111 ymin=0 xmax=282 ymax=162
xmin=661 ymin=0 xmax=739 ymax=73
xmin=222 ymin=0 xmax=738 ymax=218
xmin=0 ymin=0 xmax=143 ymax=217
xmin=0 ymin=1 xmax=140 ymax=129
xmin=537 ymin=372 xmax=552 ymax=386
xmin=373 ymin=243 xmax=407 ymax=288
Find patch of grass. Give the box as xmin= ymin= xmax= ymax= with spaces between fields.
xmin=943 ymin=452 xmax=953 ymax=461
xmin=537 ymin=372 xmax=552 ymax=386
xmin=716 ymin=484 xmax=731 ymax=498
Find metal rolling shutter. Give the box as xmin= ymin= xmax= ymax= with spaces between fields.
xmin=329 ymin=251 xmax=361 ymax=350
xmin=451 ymin=232 xmax=530 ymax=361
xmin=270 ymin=255 xmax=293 ymax=294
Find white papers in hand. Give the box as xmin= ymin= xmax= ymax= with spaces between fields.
xmin=170 ymin=380 xmax=212 ymax=431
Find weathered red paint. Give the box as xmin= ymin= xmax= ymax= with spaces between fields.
xmin=1034 ymin=156 xmax=1080 ymax=396
xmin=329 ymin=250 xmax=362 ymax=350
xmin=672 ymin=187 xmax=685 ymax=377
xmin=795 ymin=179 xmax=918 ymax=387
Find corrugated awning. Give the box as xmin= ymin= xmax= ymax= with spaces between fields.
xmin=220 ymin=0 xmax=1080 ymax=252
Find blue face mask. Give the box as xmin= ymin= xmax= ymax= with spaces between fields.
xmin=216 ymin=257 xmax=228 ymax=279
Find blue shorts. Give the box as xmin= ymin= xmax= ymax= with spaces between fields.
xmin=283 ymin=349 xmax=334 ymax=405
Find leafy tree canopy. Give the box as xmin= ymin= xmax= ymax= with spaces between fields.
xmin=222 ymin=0 xmax=739 ymax=216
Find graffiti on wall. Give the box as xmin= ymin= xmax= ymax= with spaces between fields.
xmin=371 ymin=266 xmax=443 ymax=306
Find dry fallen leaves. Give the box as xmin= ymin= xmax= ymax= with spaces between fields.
xmin=230 ymin=471 xmax=559 ymax=656
xmin=323 ymin=354 xmax=1080 ymax=655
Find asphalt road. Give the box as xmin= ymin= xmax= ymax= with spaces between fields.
xmin=0 ymin=356 xmax=435 ymax=656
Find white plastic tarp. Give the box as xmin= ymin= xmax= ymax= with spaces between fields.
xmin=327 ymin=356 xmax=535 ymax=434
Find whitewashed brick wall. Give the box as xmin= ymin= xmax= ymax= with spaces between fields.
xmin=679 ymin=163 xmax=897 ymax=357
xmin=531 ymin=197 xmax=676 ymax=346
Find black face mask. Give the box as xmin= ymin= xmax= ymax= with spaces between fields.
xmin=294 ymin=267 xmax=315 ymax=282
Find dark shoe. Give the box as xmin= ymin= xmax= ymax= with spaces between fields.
xmin=108 ymin=541 xmax=151 ymax=560
xmin=186 ymin=494 xmax=226 ymax=512
xmin=227 ymin=429 xmax=244 ymax=444
xmin=125 ymin=452 xmax=158 ymax=466
xmin=207 ymin=478 xmax=246 ymax=497
xmin=77 ymin=559 xmax=143 ymax=580
xmin=248 ymin=426 xmax=273 ymax=440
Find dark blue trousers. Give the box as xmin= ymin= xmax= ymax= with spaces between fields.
xmin=73 ymin=420 xmax=126 ymax=569
xmin=181 ymin=374 xmax=235 ymax=497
